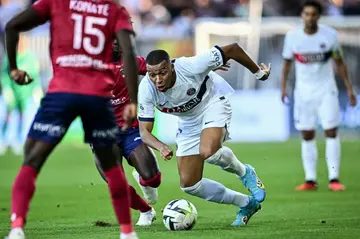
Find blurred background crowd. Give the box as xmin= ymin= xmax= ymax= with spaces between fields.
xmin=0 ymin=0 xmax=359 ymax=155
xmin=2 ymin=0 xmax=360 ymax=40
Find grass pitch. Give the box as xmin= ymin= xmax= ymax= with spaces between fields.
xmin=1 ymin=140 xmax=360 ymax=239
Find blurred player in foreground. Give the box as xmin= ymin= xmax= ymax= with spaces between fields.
xmin=93 ymin=40 xmax=160 ymax=226
xmin=5 ymin=0 xmax=140 ymax=239
xmin=138 ymin=44 xmax=270 ymax=226
xmin=281 ymin=0 xmax=357 ymax=191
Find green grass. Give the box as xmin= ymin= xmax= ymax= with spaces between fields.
xmin=1 ymin=140 xmax=360 ymax=239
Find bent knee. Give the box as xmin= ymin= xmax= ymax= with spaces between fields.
xmin=181 ymin=179 xmax=202 ymax=195
xmin=24 ymin=153 xmax=46 ymax=172
xmin=325 ymin=128 xmax=338 ymax=138
xmin=200 ymin=146 xmax=221 ymax=160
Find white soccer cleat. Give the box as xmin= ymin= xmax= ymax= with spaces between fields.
xmin=6 ymin=228 xmax=25 ymax=239
xmin=135 ymin=208 xmax=156 ymax=226
xmin=132 ymin=170 xmax=158 ymax=205
xmin=120 ymin=232 xmax=138 ymax=239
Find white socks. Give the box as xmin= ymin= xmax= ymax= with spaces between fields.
xmin=302 ymin=137 xmax=341 ymax=182
xmin=326 ymin=137 xmax=341 ymax=181
xmin=301 ymin=140 xmax=318 ymax=182
xmin=205 ymin=146 xmax=246 ymax=177
xmin=181 ymin=178 xmax=250 ymax=208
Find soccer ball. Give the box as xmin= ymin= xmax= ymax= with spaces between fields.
xmin=162 ymin=199 xmax=198 ymax=231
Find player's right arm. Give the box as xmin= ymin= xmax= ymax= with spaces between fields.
xmin=139 ymin=121 xmax=173 ymax=161
xmin=5 ymin=0 xmax=49 ymax=85
xmin=138 ymin=79 xmax=173 ymax=160
xmin=280 ymin=32 xmax=294 ymax=104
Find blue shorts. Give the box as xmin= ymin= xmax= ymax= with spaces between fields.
xmin=28 ymin=93 xmax=118 ymax=146
xmin=117 ymin=127 xmax=143 ymax=160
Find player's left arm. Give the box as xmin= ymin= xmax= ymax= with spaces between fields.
xmin=219 ymin=43 xmax=271 ymax=81
xmin=5 ymin=6 xmax=47 ymax=85
xmin=188 ymin=44 xmax=270 ymax=81
xmin=6 ymin=0 xmax=50 ymax=81
xmin=332 ymin=40 xmax=357 ymax=106
xmin=137 ymin=57 xmax=147 ymax=76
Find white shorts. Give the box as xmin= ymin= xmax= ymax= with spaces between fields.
xmin=175 ymin=96 xmax=232 ymax=157
xmin=294 ymin=91 xmax=340 ymax=131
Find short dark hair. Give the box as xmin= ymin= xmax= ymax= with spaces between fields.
xmin=146 ymin=50 xmax=170 ymax=65
xmin=302 ymin=0 xmax=323 ymax=15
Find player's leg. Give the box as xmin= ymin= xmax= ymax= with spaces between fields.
xmin=294 ymin=96 xmax=318 ymax=191
xmin=92 ymin=144 xmax=155 ymax=226
xmin=176 ymin=118 xmax=259 ymax=226
xmin=8 ymin=93 xmax=74 ymax=238
xmin=200 ymin=97 xmax=266 ymax=202
xmin=319 ymin=91 xmax=344 ymax=191
xmin=80 ymin=95 xmax=136 ymax=238
xmin=178 ymin=154 xmax=259 ymax=226
xmin=123 ymin=128 xmax=161 ymax=204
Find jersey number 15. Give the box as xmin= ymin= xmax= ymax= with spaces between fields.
xmin=71 ymin=13 xmax=108 ymax=55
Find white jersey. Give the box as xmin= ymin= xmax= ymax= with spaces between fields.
xmin=138 ymin=46 xmax=234 ymax=124
xmin=282 ymin=25 xmax=342 ymax=99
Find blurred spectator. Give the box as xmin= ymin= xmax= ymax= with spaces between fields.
xmin=0 ymin=35 xmax=42 ymax=155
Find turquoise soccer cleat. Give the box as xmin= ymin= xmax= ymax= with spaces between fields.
xmin=231 ymin=196 xmax=262 ymax=226
xmin=240 ymin=164 xmax=266 ymax=202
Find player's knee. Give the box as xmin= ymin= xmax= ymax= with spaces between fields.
xmin=23 ymin=154 xmax=45 ymax=172
xmin=200 ymin=146 xmax=221 ymax=160
xmin=140 ymin=172 xmax=161 ymax=188
xmin=181 ymin=180 xmax=202 ymax=196
xmin=324 ymin=128 xmax=337 ymax=138
xmin=301 ymin=130 xmax=315 ymax=141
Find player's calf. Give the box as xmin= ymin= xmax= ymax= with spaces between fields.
xmin=93 ymin=145 xmax=135 ymax=236
xmin=129 ymin=144 xmax=161 ymax=187
xmin=10 ymin=139 xmax=56 ymax=234
xmin=324 ymin=127 xmax=342 ymax=188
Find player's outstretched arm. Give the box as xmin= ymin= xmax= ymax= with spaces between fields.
xmin=5 ymin=8 xmax=45 ymax=85
xmin=115 ymin=30 xmax=138 ymax=104
xmin=280 ymin=59 xmax=292 ymax=104
xmin=333 ymin=58 xmax=357 ymax=107
xmin=5 ymin=8 xmax=45 ymax=72
xmin=220 ymin=43 xmax=271 ymax=81
xmin=139 ymin=121 xmax=173 ymax=161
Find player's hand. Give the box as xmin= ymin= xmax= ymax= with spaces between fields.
xmin=215 ymin=62 xmax=231 ymax=72
xmin=348 ymin=90 xmax=357 ymax=107
xmin=160 ymin=144 xmax=173 ymax=161
xmin=258 ymin=63 xmax=271 ymax=81
xmin=281 ymin=90 xmax=289 ymax=105
xmin=122 ymin=103 xmax=137 ymax=131
xmin=10 ymin=69 xmax=33 ymax=85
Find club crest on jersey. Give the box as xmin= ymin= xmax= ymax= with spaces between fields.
xmin=187 ymin=88 xmax=196 ymax=96
xmin=320 ymin=43 xmax=326 ymax=49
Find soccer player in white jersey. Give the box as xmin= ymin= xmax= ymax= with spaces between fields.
xmin=281 ymin=0 xmax=357 ymax=192
xmin=138 ymin=44 xmax=271 ymax=226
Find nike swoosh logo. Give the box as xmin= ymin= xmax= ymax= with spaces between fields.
xmin=204 ymin=121 xmax=214 ymax=125
xmin=159 ymin=101 xmax=168 ymax=107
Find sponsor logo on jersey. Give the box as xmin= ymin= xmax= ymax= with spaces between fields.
xmin=187 ymin=88 xmax=196 ymax=96
xmin=159 ymin=76 xmax=209 ymax=113
xmin=111 ymin=97 xmax=126 ymax=106
xmin=294 ymin=50 xmax=332 ymax=64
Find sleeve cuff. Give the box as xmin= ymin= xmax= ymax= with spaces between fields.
xmin=214 ymin=45 xmax=226 ymax=66
xmin=138 ymin=117 xmax=155 ymax=122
